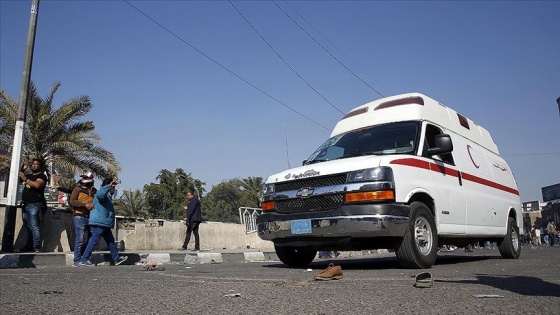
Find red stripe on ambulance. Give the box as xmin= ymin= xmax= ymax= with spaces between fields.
xmin=390 ymin=158 xmax=519 ymax=196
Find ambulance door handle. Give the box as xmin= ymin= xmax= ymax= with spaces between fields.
xmin=457 ymin=171 xmax=463 ymax=186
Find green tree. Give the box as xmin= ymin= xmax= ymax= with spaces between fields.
xmin=0 ymin=81 xmax=120 ymax=181
xmin=236 ymin=176 xmax=263 ymax=208
xmin=143 ymin=168 xmax=205 ymax=220
xmin=113 ymin=189 xmax=148 ymax=218
xmin=237 ymin=176 xmax=264 ymax=194
xmin=203 ymin=176 xmax=263 ymax=223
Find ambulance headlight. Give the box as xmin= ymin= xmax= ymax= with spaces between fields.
xmin=262 ymin=183 xmax=275 ymax=195
xmin=347 ymin=167 xmax=394 ymax=183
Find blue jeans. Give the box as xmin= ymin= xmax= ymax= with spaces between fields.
xmin=73 ymin=216 xmax=90 ymax=262
xmin=80 ymin=225 xmax=120 ymax=263
xmin=22 ymin=202 xmax=45 ymax=249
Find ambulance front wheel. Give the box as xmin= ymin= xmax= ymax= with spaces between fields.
xmin=274 ymin=245 xmax=317 ymax=267
xmin=498 ymin=217 xmax=521 ymax=259
xmin=395 ymin=201 xmax=438 ymax=269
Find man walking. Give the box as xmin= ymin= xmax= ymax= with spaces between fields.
xmin=18 ymin=159 xmax=47 ymax=252
xmin=180 ymin=189 xmax=202 ymax=251
xmin=69 ymin=172 xmax=96 ymax=266
xmin=78 ymin=177 xmax=127 ymax=266
xmin=546 ymin=219 xmax=557 ymax=246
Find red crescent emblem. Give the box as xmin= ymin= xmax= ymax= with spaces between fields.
xmin=467 ymin=145 xmax=480 ymax=168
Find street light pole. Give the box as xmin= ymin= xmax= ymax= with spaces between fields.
xmin=2 ymin=0 xmax=40 ymax=253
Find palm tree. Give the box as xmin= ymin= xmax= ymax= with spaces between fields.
xmin=0 ymin=81 xmax=120 ymax=183
xmin=114 ymin=189 xmax=148 ymax=218
xmin=237 ymin=176 xmax=264 ymax=195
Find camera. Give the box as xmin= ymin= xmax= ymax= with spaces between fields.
xmin=114 ymin=179 xmax=121 ymax=184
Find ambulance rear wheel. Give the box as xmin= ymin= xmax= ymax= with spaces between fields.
xmin=395 ymin=202 xmax=438 ymax=269
xmin=274 ymin=245 xmax=317 ymax=267
xmin=498 ymin=217 xmax=521 ymax=259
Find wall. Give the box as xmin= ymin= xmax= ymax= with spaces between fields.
xmin=0 ymin=206 xmax=273 ymax=252
xmin=127 ymin=221 xmax=273 ymax=251
xmin=0 ymin=206 xmax=72 ymax=252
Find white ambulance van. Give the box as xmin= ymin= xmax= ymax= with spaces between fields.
xmin=257 ymin=93 xmax=522 ymax=269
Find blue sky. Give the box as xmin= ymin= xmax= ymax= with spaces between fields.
xmin=1 ymin=0 xmax=558 ymax=203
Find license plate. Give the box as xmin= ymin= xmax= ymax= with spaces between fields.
xmin=291 ymin=219 xmax=312 ymax=234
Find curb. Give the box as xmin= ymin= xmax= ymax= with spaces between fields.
xmin=0 ymin=251 xmax=279 ymax=269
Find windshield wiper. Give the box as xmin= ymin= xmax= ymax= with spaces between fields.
xmin=337 ymin=152 xmax=377 ymax=160
xmin=305 ymin=159 xmax=327 ymax=165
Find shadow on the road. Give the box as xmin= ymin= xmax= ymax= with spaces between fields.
xmin=437 ymin=274 xmax=560 ymax=297
xmin=262 ymin=254 xmax=492 ymax=270
xmin=433 ymin=254 xmax=494 ymax=266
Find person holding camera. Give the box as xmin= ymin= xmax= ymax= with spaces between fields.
xmin=69 ymin=172 xmax=96 ymax=266
xmin=18 ymin=158 xmax=47 ymax=253
xmin=78 ymin=177 xmax=127 ymax=266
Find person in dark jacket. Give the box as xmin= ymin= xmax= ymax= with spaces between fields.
xmin=78 ymin=177 xmax=127 ymax=266
xmin=18 ymin=159 xmax=48 ymax=252
xmin=180 ymin=189 xmax=202 ymax=251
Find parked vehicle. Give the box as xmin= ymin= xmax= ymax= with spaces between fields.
xmin=257 ymin=93 xmax=522 ymax=268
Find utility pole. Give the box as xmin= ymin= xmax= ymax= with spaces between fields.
xmin=2 ymin=0 xmax=40 ymax=253
xmin=556 ymin=97 xmax=560 ymax=119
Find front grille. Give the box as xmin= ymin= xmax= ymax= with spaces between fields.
xmin=275 ymin=173 xmax=347 ymax=192
xmin=275 ymin=194 xmax=344 ymax=214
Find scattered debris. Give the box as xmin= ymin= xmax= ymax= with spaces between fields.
xmin=305 ymin=269 xmax=313 ymax=272
xmin=141 ymin=261 xmax=165 ymax=271
xmin=414 ymin=272 xmax=433 ymax=288
xmin=41 ymin=291 xmax=63 ymax=295
xmin=224 ymin=293 xmax=242 ymax=298
xmin=473 ymin=294 xmax=504 ymax=298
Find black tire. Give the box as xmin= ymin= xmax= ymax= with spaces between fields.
xmin=395 ymin=202 xmax=438 ymax=269
xmin=498 ymin=217 xmax=521 ymax=259
xmin=274 ymin=245 xmax=317 ymax=267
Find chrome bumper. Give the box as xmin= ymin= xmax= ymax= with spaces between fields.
xmin=257 ymin=214 xmax=409 ymax=241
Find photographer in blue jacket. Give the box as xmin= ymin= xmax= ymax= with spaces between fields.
xmin=78 ymin=177 xmax=127 ymax=266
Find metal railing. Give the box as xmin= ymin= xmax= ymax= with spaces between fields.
xmin=238 ymin=207 xmax=262 ymax=234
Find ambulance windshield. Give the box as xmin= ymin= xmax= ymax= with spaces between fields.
xmin=304 ymin=121 xmax=420 ymax=165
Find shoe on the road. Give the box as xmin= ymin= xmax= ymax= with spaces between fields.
xmin=314 ymin=263 xmax=343 ymax=281
xmin=115 ymin=256 xmax=128 ymax=266
xmin=178 ymin=247 xmax=187 ymax=251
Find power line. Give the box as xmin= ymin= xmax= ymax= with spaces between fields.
xmin=229 ymin=0 xmax=344 ymax=115
xmin=281 ymin=0 xmax=393 ymax=96
xmin=274 ymin=0 xmax=387 ymax=98
xmin=122 ymin=0 xmax=330 ymax=131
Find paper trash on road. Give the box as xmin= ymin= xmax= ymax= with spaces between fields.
xmin=473 ymin=294 xmax=504 ymax=298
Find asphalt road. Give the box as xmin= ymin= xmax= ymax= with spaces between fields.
xmin=1 ymin=245 xmax=558 ymax=314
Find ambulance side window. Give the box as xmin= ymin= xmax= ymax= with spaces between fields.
xmin=424 ymin=125 xmax=455 ymax=165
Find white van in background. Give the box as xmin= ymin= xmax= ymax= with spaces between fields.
xmin=257 ymin=93 xmax=522 ymax=269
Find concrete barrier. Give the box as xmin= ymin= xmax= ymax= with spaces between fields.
xmin=1 ymin=206 xmax=274 ymax=252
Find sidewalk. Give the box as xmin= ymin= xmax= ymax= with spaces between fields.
xmin=0 ymin=249 xmax=279 ymax=269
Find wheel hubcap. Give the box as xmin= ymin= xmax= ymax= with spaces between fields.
xmin=414 ymin=216 xmax=433 ymax=255
xmin=511 ymin=227 xmax=519 ymax=251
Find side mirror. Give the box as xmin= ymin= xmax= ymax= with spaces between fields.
xmin=302 ymin=160 xmax=307 ymax=166
xmin=428 ymin=134 xmax=453 ymax=155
